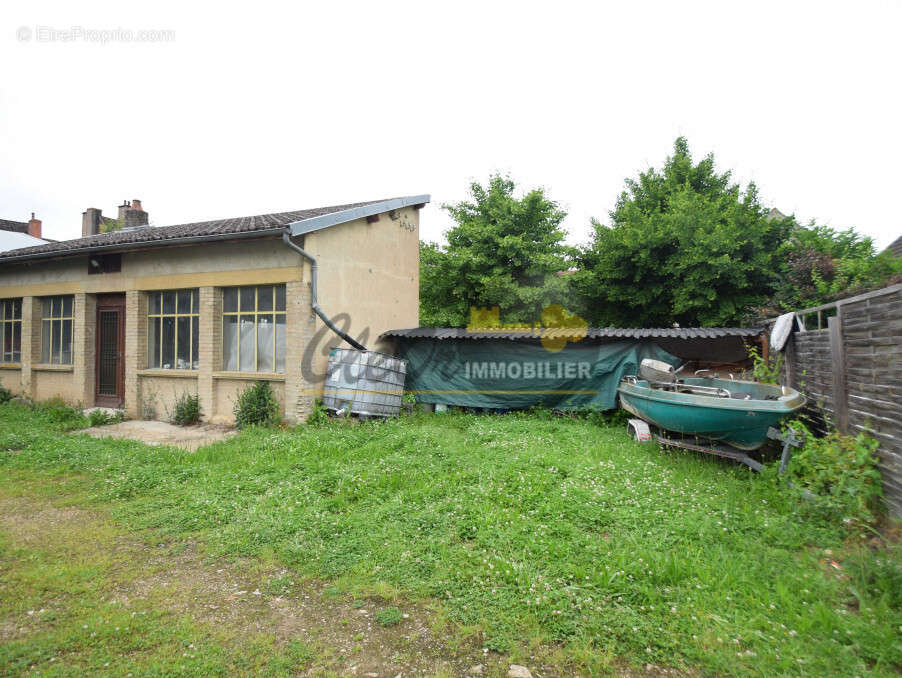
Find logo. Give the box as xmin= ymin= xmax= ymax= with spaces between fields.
xmin=466 ymin=304 xmax=587 ymax=353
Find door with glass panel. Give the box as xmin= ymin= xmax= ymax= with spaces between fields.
xmin=95 ymin=294 xmax=125 ymax=407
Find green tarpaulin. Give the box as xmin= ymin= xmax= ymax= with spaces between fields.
xmin=399 ymin=338 xmax=679 ymax=410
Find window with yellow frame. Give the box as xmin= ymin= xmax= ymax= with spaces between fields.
xmin=41 ymin=295 xmax=74 ymax=364
xmin=222 ymin=285 xmax=286 ymax=372
xmin=148 ymin=290 xmax=199 ymax=369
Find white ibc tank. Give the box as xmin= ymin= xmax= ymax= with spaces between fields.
xmin=322 ymin=349 xmax=408 ymax=417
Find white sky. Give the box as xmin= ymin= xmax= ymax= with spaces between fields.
xmin=1 ymin=1 xmax=900 ymax=250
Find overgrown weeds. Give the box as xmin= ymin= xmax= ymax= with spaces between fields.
xmin=1 ymin=404 xmax=899 ymax=676
xmin=779 ymin=419 xmax=884 ymax=528
xmin=172 ymin=392 xmax=202 ymax=426
xmin=233 ymin=381 xmax=280 ymax=429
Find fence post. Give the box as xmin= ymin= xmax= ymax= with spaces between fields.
xmin=828 ymin=313 xmax=849 ymax=434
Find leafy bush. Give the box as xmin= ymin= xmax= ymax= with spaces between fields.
xmin=306 ymin=398 xmax=329 ymax=426
xmin=0 ymin=385 xmax=12 ymax=404
xmin=783 ymin=420 xmax=884 ymax=525
xmin=87 ymin=409 xmax=125 ymax=427
xmin=746 ymin=344 xmax=783 ymax=384
xmin=374 ymin=606 xmax=403 ymax=627
xmin=234 ymin=381 xmax=280 ymax=428
xmin=32 ymin=399 xmax=89 ymax=431
xmin=172 ymin=392 xmax=202 ymax=426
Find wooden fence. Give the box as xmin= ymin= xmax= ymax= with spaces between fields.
xmin=779 ymin=283 xmax=902 ymax=516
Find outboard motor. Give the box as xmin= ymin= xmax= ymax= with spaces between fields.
xmin=639 ymin=358 xmax=676 ymax=383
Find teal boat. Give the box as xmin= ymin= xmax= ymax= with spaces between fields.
xmin=618 ymin=364 xmax=806 ymax=451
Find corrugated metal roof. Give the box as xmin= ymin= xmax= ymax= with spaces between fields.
xmin=380 ymin=327 xmax=762 ymax=341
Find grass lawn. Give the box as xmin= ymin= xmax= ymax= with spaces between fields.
xmin=1 ymin=401 xmax=900 ymax=676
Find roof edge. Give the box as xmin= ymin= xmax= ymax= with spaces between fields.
xmin=0 ymin=228 xmax=286 ymax=263
xmin=287 ymin=195 xmax=430 ymax=237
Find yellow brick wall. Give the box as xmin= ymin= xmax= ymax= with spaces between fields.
xmin=0 ymin=209 xmax=421 ymax=423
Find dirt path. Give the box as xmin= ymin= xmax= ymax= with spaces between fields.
xmin=0 ymin=488 xmax=510 ymax=677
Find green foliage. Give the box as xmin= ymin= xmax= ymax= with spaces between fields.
xmin=87 ymin=409 xmax=125 ymax=427
xmin=172 ymin=392 xmax=202 ymax=426
xmin=32 ymin=398 xmax=88 ymax=431
xmin=783 ymin=420 xmax=884 ymax=526
xmin=764 ymin=222 xmax=902 ymax=313
xmin=420 ymin=174 xmax=574 ymax=327
xmin=374 ymin=606 xmax=403 ymax=627
xmin=99 ymin=217 xmax=123 ymax=233
xmin=746 ymin=344 xmax=783 ymax=384
xmin=233 ymin=381 xmax=280 ymax=428
xmin=573 ymin=137 xmax=793 ymax=327
xmin=0 ymin=385 xmax=12 ymax=404
xmin=306 ymin=398 xmax=329 ymax=426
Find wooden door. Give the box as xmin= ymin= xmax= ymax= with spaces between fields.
xmin=95 ymin=294 xmax=125 ymax=407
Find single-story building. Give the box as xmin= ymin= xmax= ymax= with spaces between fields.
xmin=0 ymin=195 xmax=427 ymax=423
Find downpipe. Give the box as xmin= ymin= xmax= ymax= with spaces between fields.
xmin=282 ymin=231 xmax=367 ymax=351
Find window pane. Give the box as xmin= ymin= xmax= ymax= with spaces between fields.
xmin=176 ymin=316 xmax=190 ymax=369
xmin=12 ymin=322 xmax=21 ymax=362
xmin=256 ymin=314 xmax=274 ymax=372
xmin=275 ymin=315 xmax=286 ymax=372
xmin=161 ymin=316 xmax=175 ymax=368
xmin=149 ymin=291 xmax=161 ymax=315
xmin=191 ymin=318 xmax=199 ymax=369
xmin=61 ymin=319 xmax=72 ymax=364
xmin=223 ymin=288 xmax=238 ymax=313
xmin=240 ymin=287 xmax=255 ymax=313
xmin=51 ymin=319 xmax=61 ymax=363
xmin=13 ymin=299 xmax=22 ymax=319
xmin=41 ymin=319 xmax=51 ymax=363
xmin=257 ymin=285 xmax=273 ymax=311
xmin=52 ymin=298 xmax=62 ymax=318
xmin=63 ymin=296 xmax=73 ymax=318
xmin=148 ymin=317 xmax=161 ymax=368
xmin=2 ymin=322 xmax=10 ymax=362
xmin=222 ymin=316 xmax=238 ymax=370
xmin=177 ymin=290 xmax=191 ymax=315
xmin=162 ymin=292 xmax=176 ymax=315
xmin=192 ymin=289 xmax=199 ymax=314
xmin=275 ymin=285 xmax=286 ymax=312
xmin=239 ymin=315 xmax=255 ymax=371
xmin=42 ymin=298 xmax=52 ymax=318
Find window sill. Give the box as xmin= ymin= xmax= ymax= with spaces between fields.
xmin=137 ymin=369 xmax=199 ymax=378
xmin=213 ymin=371 xmax=286 ymax=382
xmin=33 ymin=364 xmax=74 ymax=372
xmin=0 ymin=363 xmax=22 ymax=370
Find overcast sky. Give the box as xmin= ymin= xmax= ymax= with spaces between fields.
xmin=1 ymin=1 xmax=900 ymax=250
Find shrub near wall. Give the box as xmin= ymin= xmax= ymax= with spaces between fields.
xmin=233 ymin=381 xmax=280 ymax=428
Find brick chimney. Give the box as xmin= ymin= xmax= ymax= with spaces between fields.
xmin=82 ymin=207 xmax=103 ymax=237
xmin=123 ymin=198 xmax=148 ymax=228
xmin=27 ymin=213 xmax=42 ymax=239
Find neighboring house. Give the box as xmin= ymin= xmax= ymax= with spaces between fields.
xmin=0 ymin=213 xmax=47 ymax=252
xmin=0 ymin=195 xmax=427 ymax=423
xmin=884 ymin=234 xmax=902 ymax=258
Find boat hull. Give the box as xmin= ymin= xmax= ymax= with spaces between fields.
xmin=618 ymin=378 xmax=806 ymax=450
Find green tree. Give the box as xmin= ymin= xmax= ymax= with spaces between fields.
xmin=419 ymin=175 xmax=573 ymax=327
xmin=763 ymin=221 xmax=902 ymax=313
xmin=572 ymin=138 xmax=793 ymax=327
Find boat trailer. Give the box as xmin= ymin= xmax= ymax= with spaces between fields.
xmin=626 ymin=418 xmax=803 ymax=473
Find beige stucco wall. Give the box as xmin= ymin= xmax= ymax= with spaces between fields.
xmin=0 ymin=207 xmax=420 ymax=422
xmin=0 ymin=368 xmax=21 ymax=392
xmin=302 ymin=206 xmax=420 ymax=381
xmin=32 ymin=368 xmax=76 ymax=402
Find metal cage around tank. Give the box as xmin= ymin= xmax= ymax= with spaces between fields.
xmin=321 ymin=348 xmax=407 ymax=417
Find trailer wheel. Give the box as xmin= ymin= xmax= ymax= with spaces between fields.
xmin=627 ymin=418 xmax=652 ymax=443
